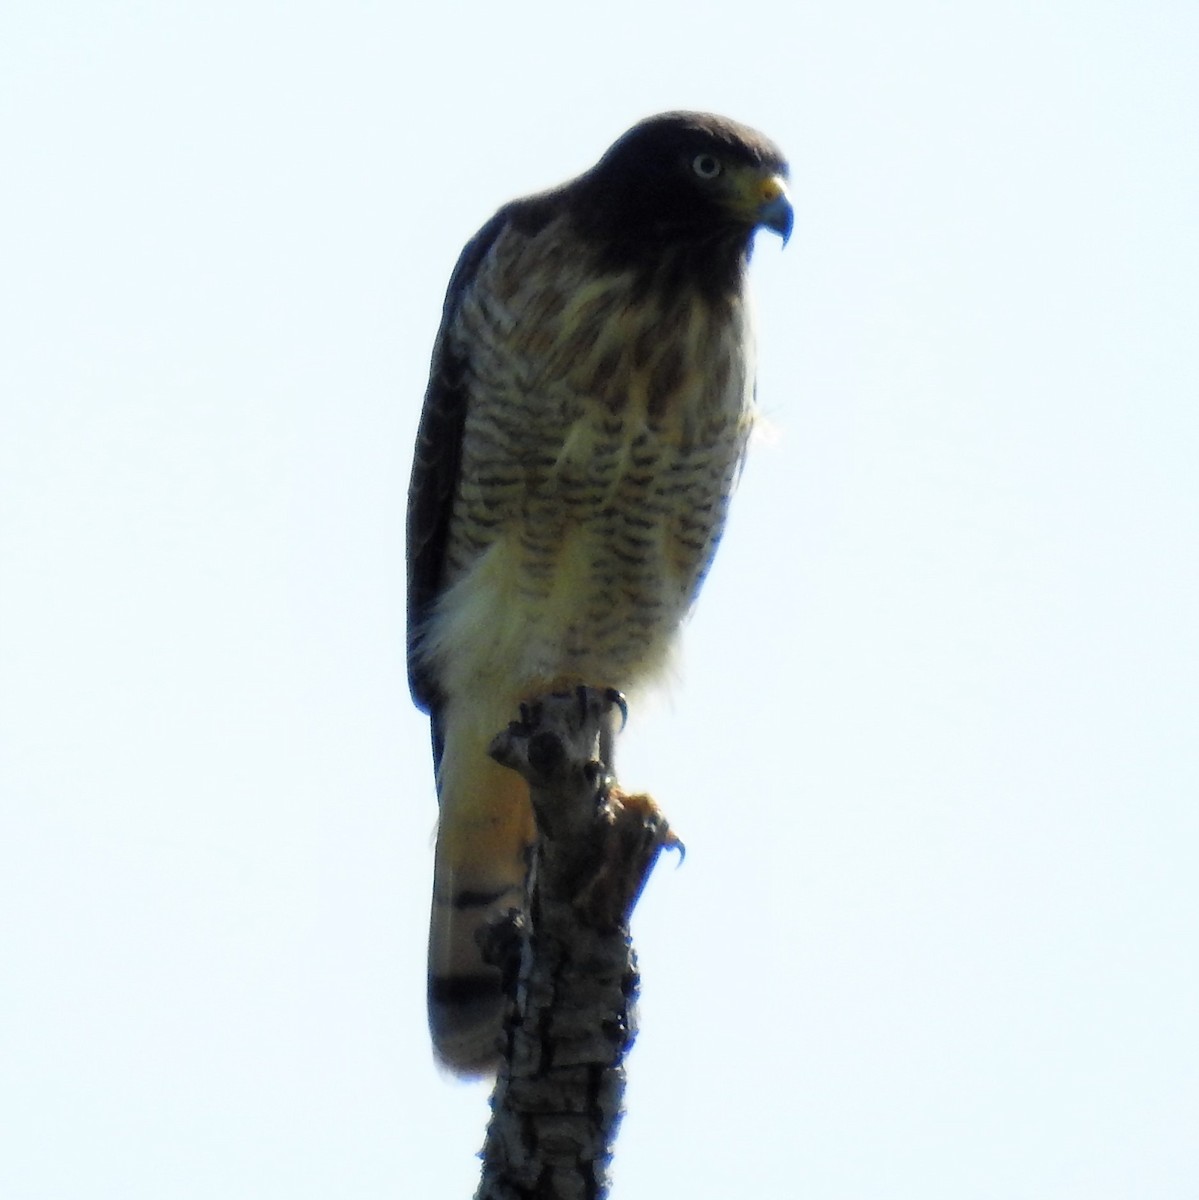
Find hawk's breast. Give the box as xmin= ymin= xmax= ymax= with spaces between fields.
xmin=425 ymin=215 xmax=756 ymax=702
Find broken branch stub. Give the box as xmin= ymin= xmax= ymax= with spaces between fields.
xmin=476 ymin=687 xmax=677 ymax=1200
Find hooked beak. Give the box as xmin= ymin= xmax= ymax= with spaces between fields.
xmin=756 ymin=173 xmax=793 ymax=245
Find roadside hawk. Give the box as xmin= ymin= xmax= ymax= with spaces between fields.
xmin=407 ymin=111 xmax=791 ymax=1073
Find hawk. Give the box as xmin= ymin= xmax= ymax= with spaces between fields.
xmin=407 ymin=111 xmax=791 ymax=1074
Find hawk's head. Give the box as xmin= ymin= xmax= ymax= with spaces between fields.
xmin=578 ymin=111 xmax=793 ymax=251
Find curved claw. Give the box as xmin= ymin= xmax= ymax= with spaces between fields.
xmin=604 ymin=687 xmax=629 ymax=731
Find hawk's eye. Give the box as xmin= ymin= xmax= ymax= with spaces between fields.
xmin=691 ymin=153 xmax=722 ymax=180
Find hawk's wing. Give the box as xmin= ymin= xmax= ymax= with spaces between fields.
xmin=406 ymin=211 xmax=509 ymax=715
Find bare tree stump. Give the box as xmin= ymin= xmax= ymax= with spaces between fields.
xmin=475 ymin=687 xmax=677 ymax=1200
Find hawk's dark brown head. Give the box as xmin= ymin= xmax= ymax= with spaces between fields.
xmin=592 ymin=112 xmax=791 ymax=239
xmin=562 ymin=110 xmax=791 ymax=293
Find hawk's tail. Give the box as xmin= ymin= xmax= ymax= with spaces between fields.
xmin=427 ymin=746 xmax=534 ymax=1075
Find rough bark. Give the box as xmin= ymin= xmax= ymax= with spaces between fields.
xmin=475 ymin=687 xmax=676 ymax=1200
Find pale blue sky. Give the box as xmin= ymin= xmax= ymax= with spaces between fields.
xmin=2 ymin=2 xmax=1197 ymax=1197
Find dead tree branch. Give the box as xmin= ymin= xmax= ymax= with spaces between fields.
xmin=475 ymin=687 xmax=676 ymax=1200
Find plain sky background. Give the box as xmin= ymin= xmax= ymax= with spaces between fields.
xmin=2 ymin=2 xmax=1197 ymax=1197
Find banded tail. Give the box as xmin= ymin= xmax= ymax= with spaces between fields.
xmin=427 ymin=738 xmax=534 ymax=1074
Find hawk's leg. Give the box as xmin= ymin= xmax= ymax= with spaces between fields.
xmin=584 ymin=685 xmax=626 ymax=785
